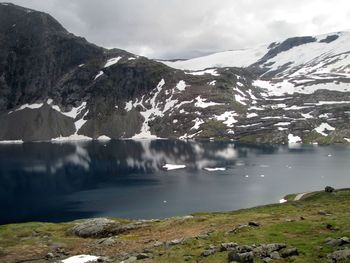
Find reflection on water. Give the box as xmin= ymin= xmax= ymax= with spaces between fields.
xmin=0 ymin=140 xmax=349 ymax=224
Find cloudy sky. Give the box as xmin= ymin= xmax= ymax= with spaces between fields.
xmin=8 ymin=0 xmax=350 ymax=59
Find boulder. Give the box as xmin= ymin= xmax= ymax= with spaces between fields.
xmin=253 ymin=243 xmax=286 ymax=258
xmin=280 ymin=248 xmax=299 ymax=258
xmin=69 ymin=218 xmax=121 ymax=238
xmin=69 ymin=218 xmax=145 ymax=238
xmin=228 ymin=251 xmax=254 ymax=263
xmin=220 ymin=242 xmax=238 ymax=251
xmin=327 ymin=249 xmax=350 ymax=263
xmin=201 ymin=248 xmax=217 ymax=257
xmin=248 ymin=221 xmax=260 ymax=227
xmin=325 ymin=186 xmax=335 ymax=193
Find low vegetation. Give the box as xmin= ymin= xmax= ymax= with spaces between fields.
xmin=0 ymin=189 xmax=350 ymax=262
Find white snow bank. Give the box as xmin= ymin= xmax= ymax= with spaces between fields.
xmin=104 ymin=56 xmax=122 ymax=68
xmin=314 ymin=123 xmax=335 ymax=136
xmin=204 ymin=167 xmax=226 ymax=171
xmin=214 ymin=111 xmax=238 ymax=127
xmin=195 ymin=96 xmax=223 ymax=108
xmin=288 ymin=134 xmax=302 ymax=144
xmin=97 ymin=135 xmax=111 ymax=141
xmin=162 ymin=44 xmax=268 ymax=70
xmin=279 ymin=198 xmax=287 ymax=204
xmin=51 ymin=134 xmax=93 ymax=142
xmin=176 ymin=80 xmax=187 ymax=91
xmin=61 ymin=255 xmax=99 ymax=263
xmin=162 ymin=164 xmax=186 ymax=170
xmin=94 ymin=71 xmax=104 ymax=80
xmin=186 ymin=69 xmax=219 ymax=76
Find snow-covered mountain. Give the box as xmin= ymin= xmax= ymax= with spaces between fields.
xmin=0 ymin=3 xmax=349 ymax=144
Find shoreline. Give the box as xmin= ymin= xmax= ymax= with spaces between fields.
xmin=1 ymin=188 xmax=349 ymax=262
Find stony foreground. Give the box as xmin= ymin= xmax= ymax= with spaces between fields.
xmin=0 ymin=188 xmax=350 ymax=262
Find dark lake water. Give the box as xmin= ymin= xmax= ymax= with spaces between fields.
xmin=0 ymin=140 xmax=349 ymax=224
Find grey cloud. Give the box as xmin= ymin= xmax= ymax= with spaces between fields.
xmin=7 ymin=0 xmax=350 ymax=59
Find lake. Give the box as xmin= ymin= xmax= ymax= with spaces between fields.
xmin=0 ymin=140 xmax=349 ymax=224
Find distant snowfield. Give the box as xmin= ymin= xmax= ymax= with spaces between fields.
xmin=162 ymin=44 xmax=268 ymax=70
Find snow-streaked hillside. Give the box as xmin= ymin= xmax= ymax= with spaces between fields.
xmin=162 ymin=44 xmax=269 ymax=70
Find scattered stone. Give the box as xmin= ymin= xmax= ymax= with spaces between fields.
xmin=300 ymin=216 xmax=305 ymax=220
xmin=280 ymin=248 xmax=299 ymax=258
xmin=325 ymin=186 xmax=335 ymax=193
xmin=153 ymin=241 xmax=163 ymax=247
xmin=196 ymin=233 xmax=210 ymax=239
xmin=325 ymin=237 xmax=350 ymax=247
xmin=318 ymin=211 xmax=332 ymax=216
xmin=201 ymin=248 xmax=217 ymax=257
xmin=96 ymin=236 xmax=119 ymax=246
xmin=228 ymin=251 xmax=254 ymax=263
xmin=270 ymin=251 xmax=281 ymax=259
xmin=120 ymin=256 xmax=137 ymax=263
xmin=253 ymin=243 xmax=286 ymax=258
xmin=248 ymin=221 xmax=260 ymax=227
xmin=226 ymin=224 xmax=249 ymax=234
xmin=327 ymin=249 xmax=350 ymax=263
xmin=167 ymin=239 xmax=182 ymax=246
xmin=184 ymin=255 xmax=192 ymax=261
xmin=45 ymin=252 xmax=55 ymax=259
xmin=136 ymin=253 xmax=150 ymax=260
xmin=220 ymin=242 xmax=238 ymax=251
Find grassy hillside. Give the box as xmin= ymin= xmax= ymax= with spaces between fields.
xmin=0 ymin=189 xmax=350 ymax=262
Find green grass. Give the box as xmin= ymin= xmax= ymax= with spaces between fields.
xmin=1 ymin=190 xmax=350 ymax=262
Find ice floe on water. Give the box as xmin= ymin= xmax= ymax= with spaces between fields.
xmin=97 ymin=135 xmax=111 ymax=141
xmin=162 ymin=164 xmax=186 ymax=171
xmin=204 ymin=167 xmax=226 ymax=171
xmin=0 ymin=140 xmax=24 ymax=144
xmin=51 ymin=134 xmax=92 ymax=142
xmin=61 ymin=255 xmax=99 ymax=263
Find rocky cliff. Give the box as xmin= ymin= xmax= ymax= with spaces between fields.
xmin=1 ymin=3 xmax=350 ymax=144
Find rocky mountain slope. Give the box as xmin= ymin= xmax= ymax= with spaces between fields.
xmin=1 ymin=3 xmax=350 ymax=144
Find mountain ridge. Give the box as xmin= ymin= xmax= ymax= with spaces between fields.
xmin=0 ymin=3 xmax=350 ymax=144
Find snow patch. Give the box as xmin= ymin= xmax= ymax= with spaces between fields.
xmin=191 ymin=118 xmax=204 ymax=130
xmin=288 ymin=134 xmax=302 ymax=144
xmin=176 ymin=80 xmax=187 ymax=91
xmin=104 ymin=56 xmax=122 ymax=68
xmin=94 ymin=71 xmax=104 ymax=80
xmin=215 ymin=111 xmax=238 ymax=127
xmin=314 ymin=123 xmax=335 ymax=136
xmin=204 ymin=167 xmax=226 ymax=171
xmin=247 ymin=113 xmax=258 ymax=118
xmin=162 ymin=164 xmax=186 ymax=170
xmin=195 ymin=96 xmax=223 ymax=108
xmin=61 ymin=255 xmax=100 ymax=263
xmin=97 ymin=135 xmax=111 ymax=141
xmin=186 ymin=69 xmax=219 ymax=76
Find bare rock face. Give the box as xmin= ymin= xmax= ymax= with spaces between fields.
xmin=69 ymin=218 xmax=121 ymax=238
